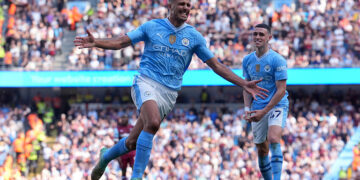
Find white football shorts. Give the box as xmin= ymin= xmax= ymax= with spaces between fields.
xmin=131 ymin=75 xmax=178 ymax=119
xmin=252 ymin=106 xmax=288 ymax=144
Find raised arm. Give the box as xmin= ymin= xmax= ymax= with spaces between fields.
xmin=74 ymin=29 xmax=132 ymax=50
xmin=205 ymin=57 xmax=268 ymax=100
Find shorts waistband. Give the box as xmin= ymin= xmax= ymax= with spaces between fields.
xmin=136 ymin=74 xmax=177 ymax=93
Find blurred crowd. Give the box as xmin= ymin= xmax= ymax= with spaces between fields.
xmin=69 ymin=0 xmax=360 ymax=70
xmin=0 ymin=91 xmax=62 ymax=179
xmin=0 ymin=105 xmax=44 ymax=179
xmin=1 ymin=0 xmax=68 ymax=70
xmin=1 ymin=0 xmax=360 ymax=70
xmin=1 ymin=88 xmax=359 ymax=179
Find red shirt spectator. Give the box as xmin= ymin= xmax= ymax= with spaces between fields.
xmin=116 ymin=116 xmax=136 ymax=178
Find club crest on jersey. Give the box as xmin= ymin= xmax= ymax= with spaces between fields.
xmin=182 ymin=38 xmax=189 ymax=46
xmin=144 ymin=91 xmax=151 ymax=97
xmin=264 ymin=65 xmax=271 ymax=72
xmin=169 ymin=35 xmax=176 ymax=45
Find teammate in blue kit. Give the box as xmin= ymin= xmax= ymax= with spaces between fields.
xmin=75 ymin=0 xmax=268 ymax=179
xmin=243 ymin=24 xmax=289 ymax=180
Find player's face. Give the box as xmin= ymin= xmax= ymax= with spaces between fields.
xmin=170 ymin=0 xmax=191 ymax=22
xmin=253 ymin=28 xmax=271 ymax=48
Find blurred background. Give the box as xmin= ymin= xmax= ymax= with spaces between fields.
xmin=0 ymin=0 xmax=359 ymax=179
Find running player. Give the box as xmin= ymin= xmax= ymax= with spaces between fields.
xmin=74 ymin=0 xmax=268 ymax=179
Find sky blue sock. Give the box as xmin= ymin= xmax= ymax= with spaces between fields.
xmin=258 ymin=155 xmax=272 ymax=180
xmin=270 ymin=143 xmax=283 ymax=180
xmin=103 ymin=137 xmax=129 ymax=164
xmin=131 ymin=131 xmax=154 ymax=179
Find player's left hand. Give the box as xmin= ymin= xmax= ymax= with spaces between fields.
xmin=244 ymin=79 xmax=269 ymax=100
xmin=247 ymin=110 xmax=266 ymax=122
xmin=74 ymin=29 xmax=96 ymax=49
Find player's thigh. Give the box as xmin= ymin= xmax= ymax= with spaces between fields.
xmin=155 ymin=85 xmax=177 ymax=120
xmin=131 ymin=75 xmax=177 ymax=120
xmin=131 ymin=75 xmax=161 ymax=127
xmin=252 ymin=113 xmax=270 ymax=144
xmin=131 ymin=77 xmax=161 ymax=122
xmin=268 ymin=106 xmax=288 ymax=143
xmin=140 ymin=100 xmax=161 ymax=123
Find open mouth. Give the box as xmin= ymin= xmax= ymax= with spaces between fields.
xmin=179 ymin=12 xmax=189 ymax=18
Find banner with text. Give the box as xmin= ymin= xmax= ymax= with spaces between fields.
xmin=0 ymin=68 xmax=359 ymax=87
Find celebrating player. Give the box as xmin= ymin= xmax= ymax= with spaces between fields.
xmin=74 ymin=0 xmax=268 ymax=179
xmin=243 ymin=24 xmax=289 ymax=180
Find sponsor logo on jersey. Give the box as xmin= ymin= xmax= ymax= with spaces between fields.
xmin=153 ymin=44 xmax=187 ymax=56
xmin=156 ymin=33 xmax=163 ymax=39
xmin=276 ymin=66 xmax=287 ymax=71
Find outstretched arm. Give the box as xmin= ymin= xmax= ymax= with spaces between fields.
xmin=74 ymin=29 xmax=132 ymax=50
xmin=205 ymin=57 xmax=268 ymax=100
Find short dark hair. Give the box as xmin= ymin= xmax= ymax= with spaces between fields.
xmin=255 ymin=24 xmax=271 ymax=33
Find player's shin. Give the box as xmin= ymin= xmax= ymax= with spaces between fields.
xmin=103 ymin=137 xmax=130 ymax=165
xmin=270 ymin=143 xmax=283 ymax=180
xmin=131 ymin=131 xmax=154 ymax=179
xmin=258 ymin=155 xmax=273 ymax=180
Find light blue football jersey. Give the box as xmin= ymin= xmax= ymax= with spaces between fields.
xmin=242 ymin=49 xmax=289 ymax=110
xmin=127 ymin=18 xmax=214 ymax=90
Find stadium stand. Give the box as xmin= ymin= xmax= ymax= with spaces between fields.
xmin=3 ymin=0 xmax=68 ymax=70
xmin=0 ymin=87 xmax=359 ymax=179
xmin=1 ymin=0 xmax=360 ymax=70
xmin=69 ymin=0 xmax=360 ymax=70
xmin=324 ymin=127 xmax=360 ymax=179
xmin=1 ymin=0 xmax=360 ymax=179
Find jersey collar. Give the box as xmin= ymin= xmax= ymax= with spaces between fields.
xmin=164 ymin=18 xmax=188 ymax=32
xmin=255 ymin=49 xmax=272 ymax=61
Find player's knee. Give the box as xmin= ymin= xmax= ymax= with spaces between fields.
xmin=125 ymin=138 xmax=137 ymax=151
xmin=258 ymin=148 xmax=269 ymax=156
xmin=145 ymin=119 xmax=161 ymax=133
xmin=256 ymin=143 xmax=269 ymax=156
xmin=268 ymin=135 xmax=281 ymax=144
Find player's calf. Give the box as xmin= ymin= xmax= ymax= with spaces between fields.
xmin=256 ymin=141 xmax=272 ymax=180
xmin=270 ymin=143 xmax=283 ymax=180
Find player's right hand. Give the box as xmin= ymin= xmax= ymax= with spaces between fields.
xmin=244 ymin=79 xmax=268 ymax=100
xmin=74 ymin=29 xmax=95 ymax=49
xmin=244 ymin=111 xmax=252 ymax=121
xmin=247 ymin=110 xmax=265 ymax=122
